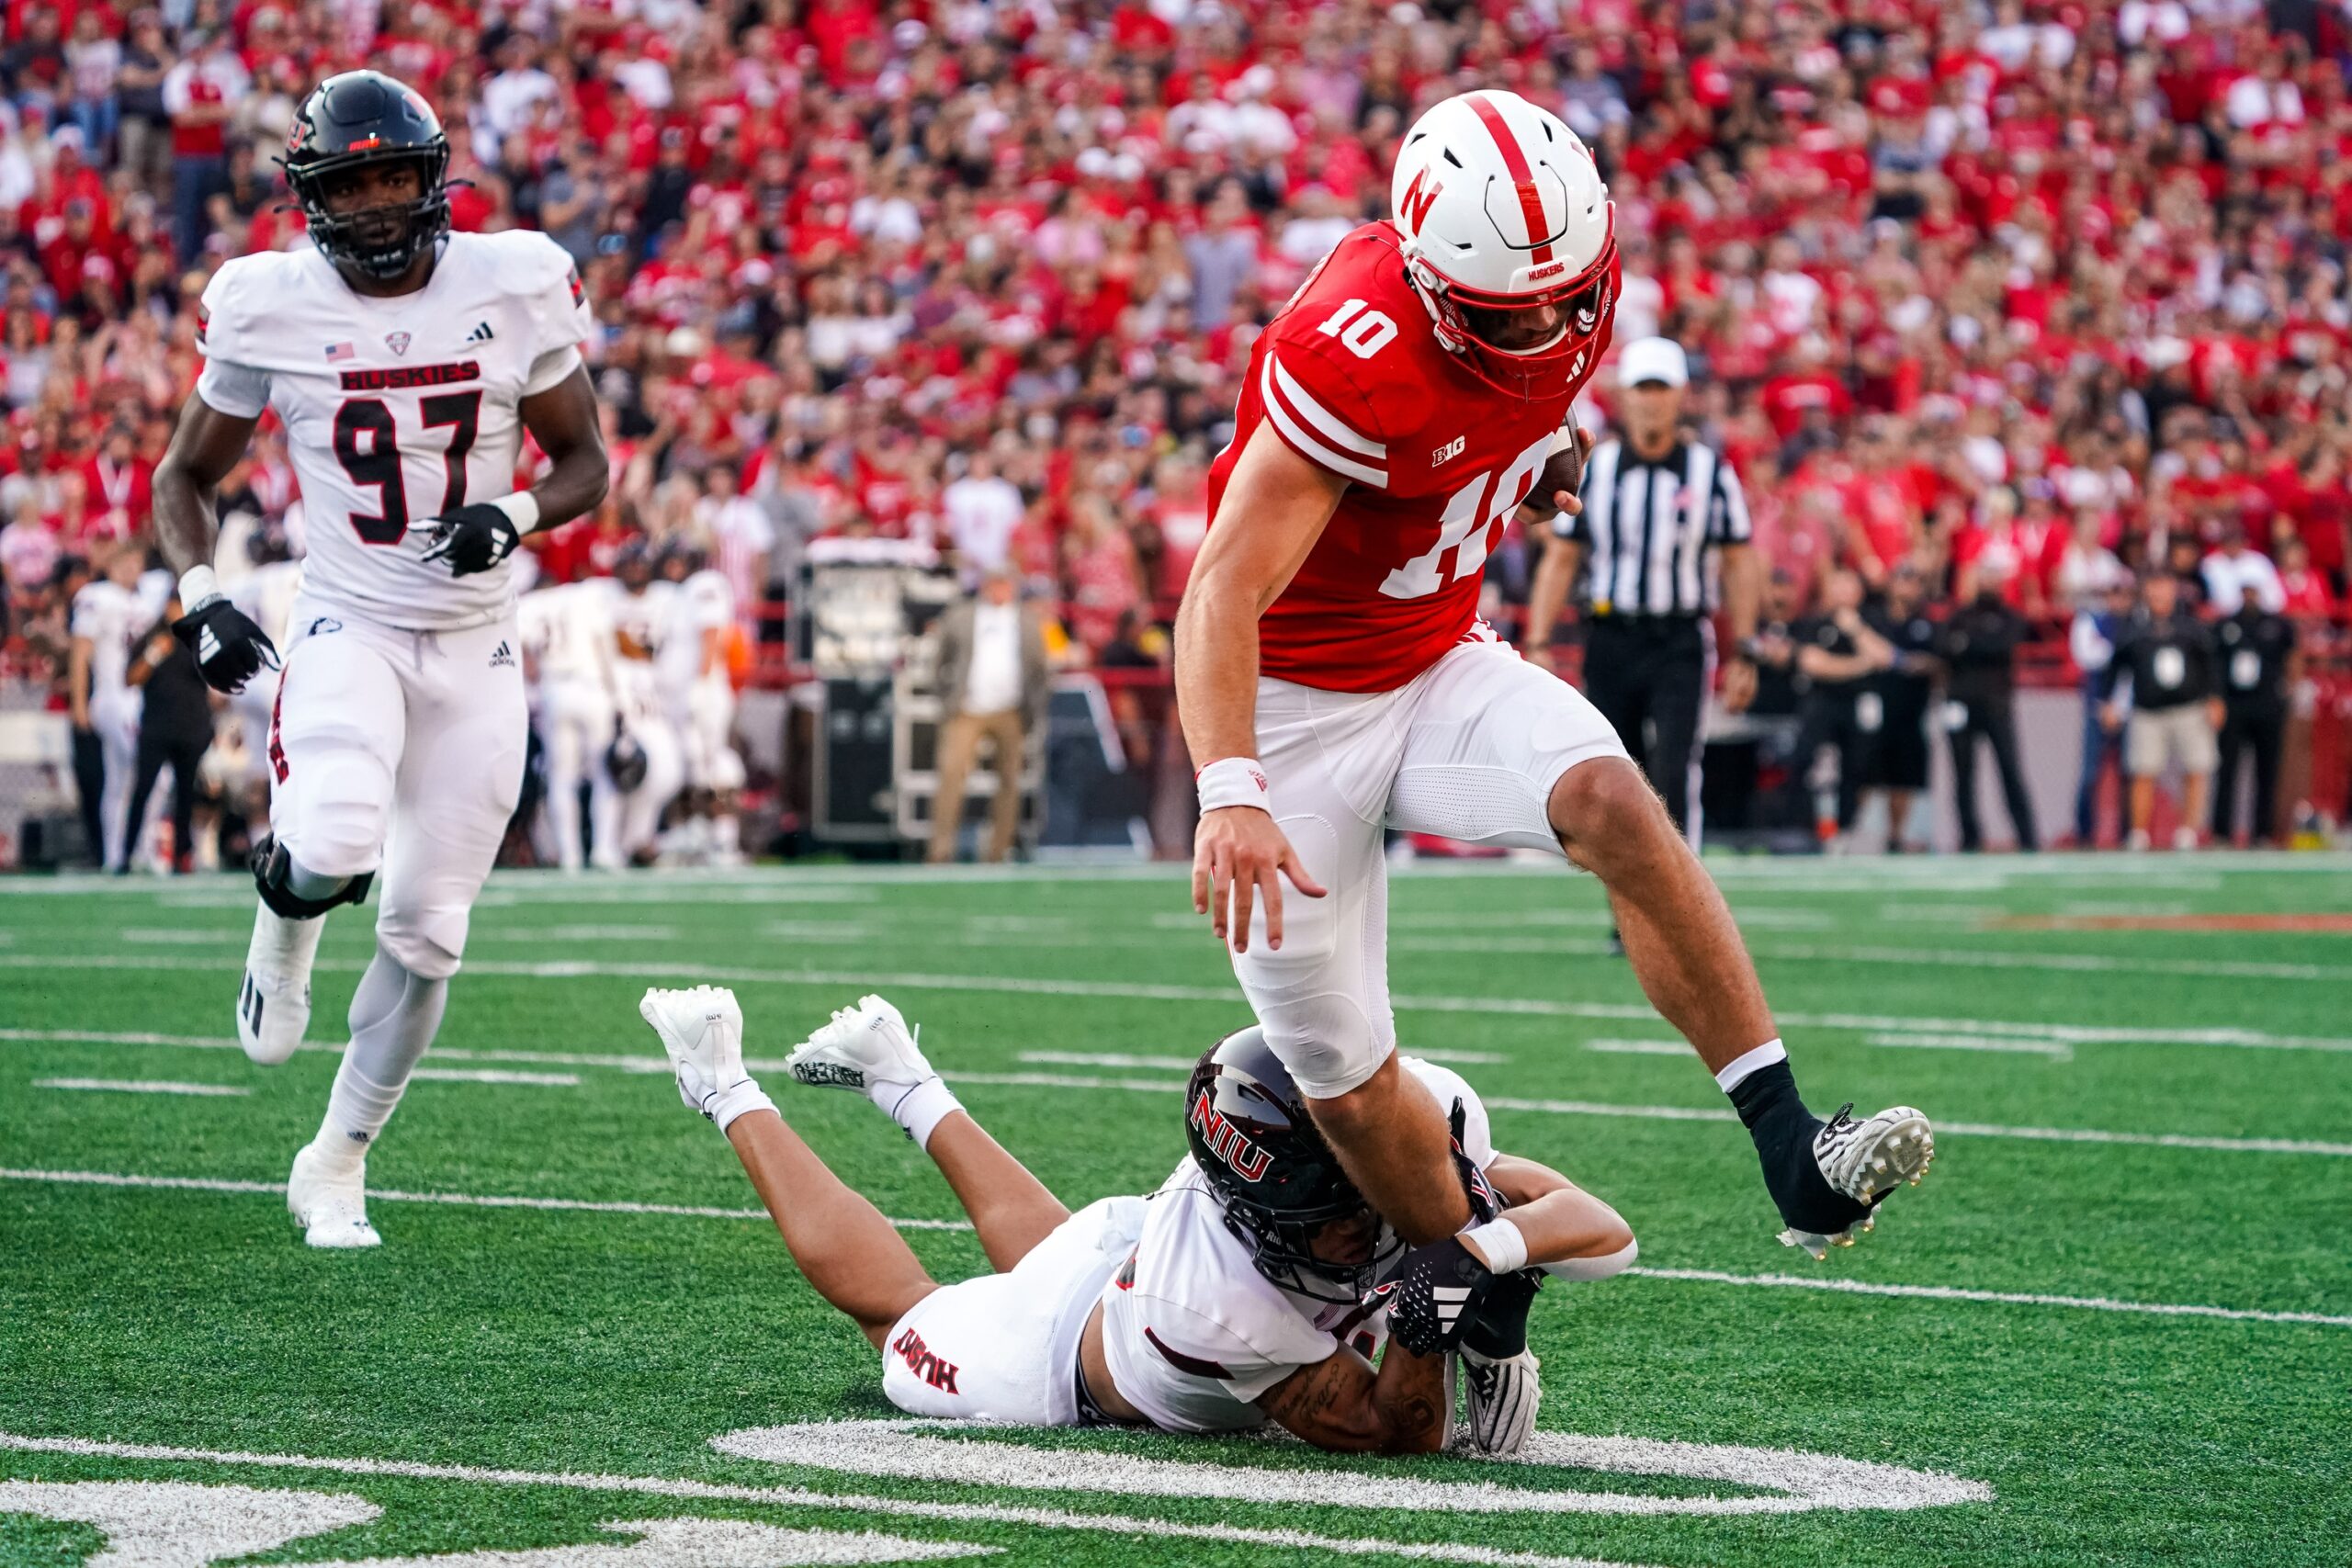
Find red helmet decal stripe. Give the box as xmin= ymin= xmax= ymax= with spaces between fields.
xmin=1466 ymin=94 xmax=1554 ymax=265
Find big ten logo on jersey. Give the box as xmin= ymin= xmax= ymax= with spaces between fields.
xmin=890 ymin=1325 xmax=959 ymax=1393
xmin=331 ymin=362 xmax=485 ymax=547
xmin=1382 ymin=431 xmax=1553 ymax=601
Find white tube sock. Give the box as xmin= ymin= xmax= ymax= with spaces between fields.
xmin=881 ymin=1077 xmax=962 ymax=1152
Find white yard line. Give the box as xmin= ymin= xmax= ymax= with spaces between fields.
xmin=0 ymin=1433 xmax=1645 ymax=1568
xmin=1580 ymin=1041 xmax=1690 ymax=1056
xmin=9 ymin=1029 xmax=2344 ymax=1156
xmin=1750 ymin=942 xmax=2352 ymax=985
xmin=3 ymin=1166 xmax=2337 ymax=1331
xmin=1623 ymin=1268 xmax=2352 ymax=1328
xmin=0 ymin=1168 xmax=974 ymax=1232
xmin=1867 ymin=1033 xmax=2075 ymax=1060
xmin=1017 ymin=1048 xmax=1508 ymax=1071
xmin=33 ymin=1078 xmax=249 ymax=1097
xmin=410 ymin=1069 xmax=581 ymax=1087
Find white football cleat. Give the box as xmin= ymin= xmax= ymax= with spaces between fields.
xmin=1780 ymin=1104 xmax=1934 ymax=1259
xmin=785 ymin=994 xmax=936 ymax=1097
xmin=638 ymin=984 xmax=769 ymax=1126
xmin=1459 ymin=1345 xmax=1541 ymax=1456
xmin=287 ymin=1143 xmax=379 ymax=1249
xmin=238 ymin=904 xmax=325 ymax=1066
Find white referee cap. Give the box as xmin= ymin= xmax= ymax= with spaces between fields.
xmin=1618 ymin=336 xmax=1689 ymax=389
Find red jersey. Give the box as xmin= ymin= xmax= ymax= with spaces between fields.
xmin=1209 ymin=224 xmax=1604 ymax=694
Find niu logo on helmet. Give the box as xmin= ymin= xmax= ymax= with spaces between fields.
xmin=1189 ymin=1090 xmax=1274 ymax=1182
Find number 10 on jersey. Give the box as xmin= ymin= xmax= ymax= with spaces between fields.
xmin=334 ymin=391 xmax=483 ymax=546
xmin=1379 ymin=432 xmax=1551 ymax=600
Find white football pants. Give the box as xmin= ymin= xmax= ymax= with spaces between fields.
xmin=267 ymin=600 xmax=526 ymax=980
xmin=538 ymin=677 xmax=615 ymax=871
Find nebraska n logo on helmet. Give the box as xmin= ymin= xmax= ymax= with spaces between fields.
xmin=280 ymin=70 xmax=454 ymax=283
xmin=1183 ymin=1026 xmax=1403 ymax=1303
xmin=1389 ymin=88 xmax=1619 ymax=401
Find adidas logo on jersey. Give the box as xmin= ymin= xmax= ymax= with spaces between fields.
xmin=465 ymin=321 xmax=495 ymax=344
xmin=490 ymin=640 xmax=515 ymax=670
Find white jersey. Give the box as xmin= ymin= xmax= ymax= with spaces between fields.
xmin=70 ymin=581 xmax=148 ymax=701
xmin=195 ymin=231 xmax=593 ymax=632
xmin=519 ymin=581 xmax=617 ymax=687
xmin=1100 ymin=1058 xmax=1495 ymax=1434
xmin=228 ymin=559 xmax=306 ymax=648
xmin=658 ymin=568 xmax=731 ymax=704
xmin=594 ymin=577 xmax=674 ymax=721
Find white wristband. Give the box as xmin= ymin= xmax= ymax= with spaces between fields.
xmin=1196 ymin=756 xmax=1271 ymax=815
xmin=178 ymin=564 xmax=221 ymax=611
xmin=706 ymin=1077 xmax=775 ymax=1134
xmin=489 ymin=491 xmax=544 ymax=536
xmin=1461 ymin=1215 xmax=1529 ymax=1275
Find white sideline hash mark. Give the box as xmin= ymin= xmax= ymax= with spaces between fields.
xmin=34 ymin=1077 xmax=251 ymax=1097
xmin=5 ymin=1167 xmax=2344 ymax=1329
xmin=0 ymin=1433 xmax=1655 ymax=1568
xmin=715 ymin=1419 xmax=1989 ymax=1517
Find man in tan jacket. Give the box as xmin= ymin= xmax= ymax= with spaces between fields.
xmin=928 ymin=568 xmax=1051 ymax=862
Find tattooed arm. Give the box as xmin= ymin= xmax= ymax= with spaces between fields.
xmin=1255 ymin=1340 xmax=1452 ymax=1455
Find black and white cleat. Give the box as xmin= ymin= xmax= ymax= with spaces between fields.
xmin=1779 ymin=1103 xmax=1934 ymax=1259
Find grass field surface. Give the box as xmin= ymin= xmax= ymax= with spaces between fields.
xmin=3 ymin=852 xmax=2348 ymax=1567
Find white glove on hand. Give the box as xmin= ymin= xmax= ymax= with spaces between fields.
xmin=638 ymin=985 xmax=775 ymax=1133
xmin=1459 ymin=1345 xmax=1541 ymax=1456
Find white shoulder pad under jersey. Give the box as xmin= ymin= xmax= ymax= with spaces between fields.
xmin=195 ymin=233 xmax=594 ymax=633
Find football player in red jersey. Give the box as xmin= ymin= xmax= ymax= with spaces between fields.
xmin=1177 ymin=89 xmax=1934 ymax=1263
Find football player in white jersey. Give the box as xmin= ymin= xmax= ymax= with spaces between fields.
xmin=517 ymin=580 xmax=620 ymax=872
xmin=638 ymin=988 xmax=1639 ymax=1456
xmin=590 ymin=543 xmax=683 ymax=865
xmin=151 ymin=71 xmax=608 ymax=1247
xmin=68 ymin=545 xmax=150 ymax=871
xmin=656 ymin=541 xmax=745 ymax=864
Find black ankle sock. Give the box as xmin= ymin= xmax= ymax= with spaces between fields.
xmin=1729 ymin=1060 xmax=1865 ymax=1234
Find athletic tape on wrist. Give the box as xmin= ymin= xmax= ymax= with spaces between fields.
xmin=177 ymin=564 xmax=221 ymax=611
xmin=1461 ymin=1216 xmax=1529 ymax=1276
xmin=1714 ymin=1038 xmax=1788 ymax=1094
xmin=1195 ymin=756 xmax=1271 ymax=815
xmin=488 ymin=491 xmax=545 ymax=536
xmin=707 ymin=1078 xmax=775 ymax=1134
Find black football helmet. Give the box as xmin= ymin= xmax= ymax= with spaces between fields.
xmin=281 ymin=71 xmax=451 ymax=281
xmin=1185 ymin=1026 xmax=1403 ymax=1303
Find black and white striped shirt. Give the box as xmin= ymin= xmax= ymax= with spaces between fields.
xmin=1555 ymin=438 xmax=1752 ymax=619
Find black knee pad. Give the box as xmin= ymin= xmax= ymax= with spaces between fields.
xmin=252 ymin=836 xmax=375 ymax=920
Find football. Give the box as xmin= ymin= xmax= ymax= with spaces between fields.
xmin=1525 ymin=423 xmax=1592 ymax=518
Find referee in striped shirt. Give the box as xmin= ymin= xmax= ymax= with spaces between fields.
xmin=1526 ymin=337 xmax=1762 ymax=844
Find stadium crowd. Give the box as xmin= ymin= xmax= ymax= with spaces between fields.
xmin=1 ymin=0 xmax=2349 ymax=868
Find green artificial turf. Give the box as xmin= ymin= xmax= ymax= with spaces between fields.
xmin=3 ymin=853 xmax=2348 ymax=1566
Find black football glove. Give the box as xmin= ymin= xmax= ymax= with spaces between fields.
xmin=1363 ymin=1236 xmax=1497 ymax=1357
xmin=420 ymin=502 xmax=524 ymax=576
xmin=172 ymin=595 xmax=279 ymax=694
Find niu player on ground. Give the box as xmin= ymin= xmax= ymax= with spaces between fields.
xmin=1176 ymin=88 xmax=1933 ymax=1262
xmin=153 ymin=71 xmax=608 ymax=1247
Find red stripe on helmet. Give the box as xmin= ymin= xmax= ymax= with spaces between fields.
xmin=1466 ymin=94 xmax=1555 ymax=265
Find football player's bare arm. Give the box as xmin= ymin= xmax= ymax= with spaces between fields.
xmin=1473 ymin=1152 xmax=1634 ymax=1271
xmin=67 ymin=637 xmax=92 ymax=728
xmin=518 ymin=366 xmax=611 ymax=530
xmin=1256 ymin=1341 xmax=1450 ymax=1456
xmin=152 ymin=394 xmax=261 ymax=577
xmin=1522 ymin=535 xmax=1583 ymax=672
xmin=1719 ymin=542 xmax=1762 ymax=713
xmin=154 ymin=396 xmax=281 ymax=694
xmin=1175 ymin=423 xmax=1341 ymax=952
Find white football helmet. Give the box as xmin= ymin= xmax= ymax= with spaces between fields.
xmin=1390 ymin=89 xmax=1618 ymax=400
